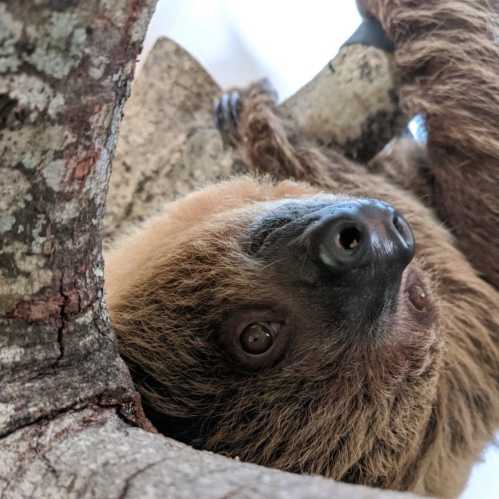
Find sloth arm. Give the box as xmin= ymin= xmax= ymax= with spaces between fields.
xmin=359 ymin=0 xmax=499 ymax=291
xmin=215 ymin=80 xmax=355 ymax=185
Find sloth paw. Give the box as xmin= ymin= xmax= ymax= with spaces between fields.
xmin=214 ymin=79 xmax=278 ymax=148
xmin=214 ymin=89 xmax=242 ymax=147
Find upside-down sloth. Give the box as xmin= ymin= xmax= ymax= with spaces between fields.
xmin=105 ymin=1 xmax=499 ymax=497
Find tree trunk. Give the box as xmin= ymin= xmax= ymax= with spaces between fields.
xmin=0 ymin=1 xmax=416 ymax=497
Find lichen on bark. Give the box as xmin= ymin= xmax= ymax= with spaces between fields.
xmin=0 ymin=0 xmax=157 ymax=437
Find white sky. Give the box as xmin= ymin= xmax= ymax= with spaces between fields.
xmin=142 ymin=0 xmax=361 ymax=99
xmin=141 ymin=2 xmax=499 ymax=498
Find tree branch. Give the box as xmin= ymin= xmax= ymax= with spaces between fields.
xmin=1 ymin=406 xmax=421 ymax=498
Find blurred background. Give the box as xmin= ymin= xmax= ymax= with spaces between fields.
xmin=138 ymin=1 xmax=499 ymax=498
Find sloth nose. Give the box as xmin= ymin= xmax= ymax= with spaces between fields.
xmin=309 ymin=199 xmax=415 ymax=274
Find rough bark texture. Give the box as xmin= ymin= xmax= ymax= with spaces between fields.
xmin=0 ymin=0 xmax=155 ymax=480
xmin=105 ymin=37 xmax=404 ymax=244
xmin=0 ymin=0 xmax=158 ymax=437
xmin=1 ymin=1 xmax=418 ymax=497
xmin=1 ymin=407 xmax=420 ymax=499
xmin=282 ymin=44 xmax=404 ymax=162
xmin=104 ymin=38 xmax=235 ymax=244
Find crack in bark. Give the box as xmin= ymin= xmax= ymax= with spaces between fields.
xmin=0 ymin=396 xmax=119 ymax=441
xmin=0 ymin=94 xmax=18 ymax=128
xmin=38 ymin=452 xmax=59 ymax=483
xmin=219 ymin=483 xmax=257 ymax=499
xmin=56 ymin=273 xmax=67 ymax=364
xmin=117 ymin=458 xmax=170 ymax=499
xmin=211 ymin=471 xmax=264 ymax=499
xmin=0 ymin=403 xmax=81 ymax=440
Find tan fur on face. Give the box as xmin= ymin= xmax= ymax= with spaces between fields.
xmin=106 ymin=178 xmax=317 ymax=308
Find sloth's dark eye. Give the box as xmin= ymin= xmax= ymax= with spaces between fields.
xmin=221 ymin=314 xmax=286 ymax=368
xmin=240 ymin=322 xmax=274 ymax=354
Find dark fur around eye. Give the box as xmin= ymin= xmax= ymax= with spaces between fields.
xmin=248 ymin=217 xmax=292 ymax=254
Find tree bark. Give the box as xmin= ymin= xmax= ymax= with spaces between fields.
xmin=1 ymin=406 xmax=420 ymax=499
xmin=104 ymin=37 xmax=235 ymax=244
xmin=0 ymin=0 xmax=158 ymax=437
xmin=1 ymin=0 xmax=155 ymax=475
xmin=1 ymin=2 xmax=417 ymax=497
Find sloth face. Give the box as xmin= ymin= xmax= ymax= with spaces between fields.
xmin=219 ymin=195 xmax=436 ymax=371
xmin=108 ymin=178 xmax=442 ymax=486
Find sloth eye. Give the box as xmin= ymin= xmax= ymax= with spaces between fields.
xmin=220 ymin=314 xmax=287 ymax=369
xmin=240 ymin=322 xmax=275 ymax=354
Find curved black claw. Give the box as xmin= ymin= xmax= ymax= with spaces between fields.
xmin=214 ymin=89 xmax=242 ymax=148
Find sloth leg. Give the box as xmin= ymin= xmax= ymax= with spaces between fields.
xmin=214 ymin=79 xmax=340 ymax=183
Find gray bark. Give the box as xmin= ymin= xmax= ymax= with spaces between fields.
xmin=104 ymin=38 xmax=235 ymax=244
xmin=0 ymin=0 xmax=156 ymax=437
xmin=282 ymin=44 xmax=404 ymax=161
xmin=1 ymin=406 xmax=421 ymax=499
xmin=1 ymin=1 xmax=417 ymax=497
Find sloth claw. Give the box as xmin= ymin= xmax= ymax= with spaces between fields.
xmin=214 ymin=89 xmax=242 ymax=147
xmin=214 ymin=79 xmax=278 ymax=147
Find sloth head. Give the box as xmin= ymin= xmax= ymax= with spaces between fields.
xmin=106 ymin=177 xmax=441 ymax=487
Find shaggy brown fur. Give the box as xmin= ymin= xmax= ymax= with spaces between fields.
xmin=105 ymin=1 xmax=499 ymax=498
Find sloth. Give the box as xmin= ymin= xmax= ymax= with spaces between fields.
xmin=105 ymin=1 xmax=499 ymax=497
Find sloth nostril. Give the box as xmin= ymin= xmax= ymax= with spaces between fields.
xmin=394 ymin=214 xmax=402 ymax=231
xmin=393 ymin=214 xmax=408 ymax=240
xmin=309 ymin=200 xmax=415 ymax=273
xmin=337 ymin=226 xmax=362 ymax=252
